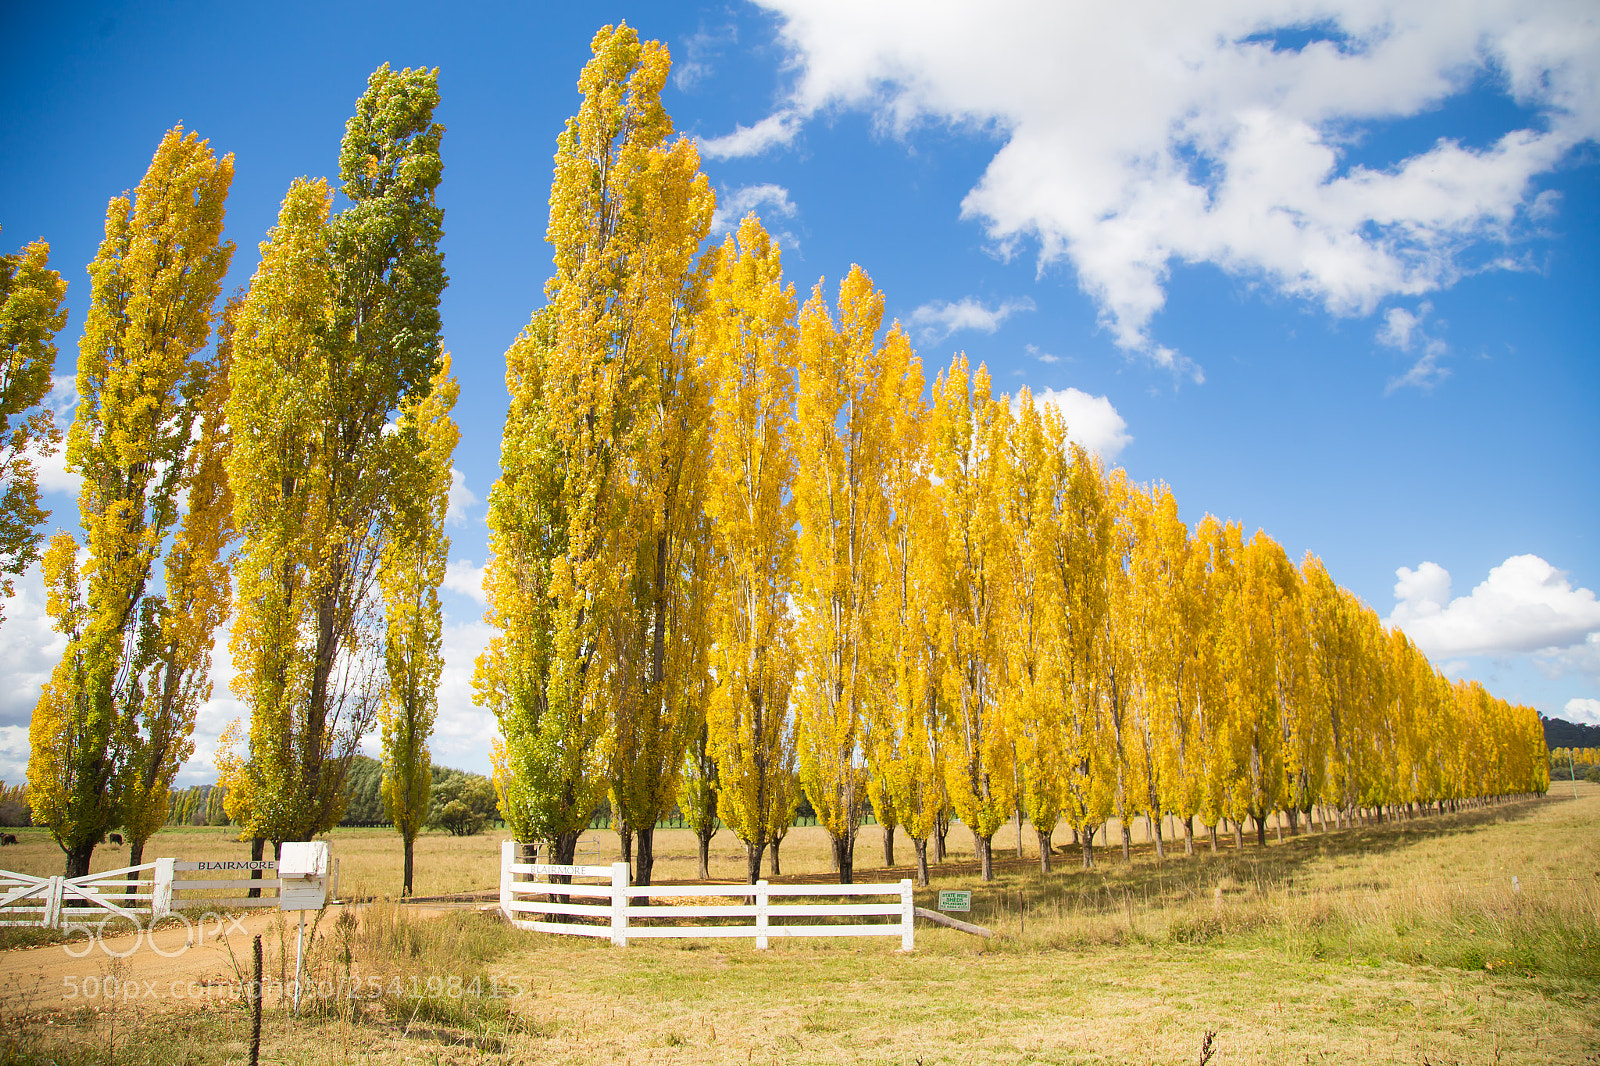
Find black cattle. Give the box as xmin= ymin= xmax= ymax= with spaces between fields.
xmin=0 ymin=833 xmax=17 ymax=846
xmin=108 ymin=833 xmax=124 ymax=845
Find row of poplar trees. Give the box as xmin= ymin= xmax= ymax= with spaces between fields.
xmin=477 ymin=25 xmax=1549 ymax=888
xmin=15 ymin=66 xmax=456 ymax=892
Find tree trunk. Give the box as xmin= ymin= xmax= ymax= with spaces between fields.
xmin=1036 ymin=826 xmax=1053 ymax=874
xmin=831 ymin=832 xmax=855 ymax=884
xmin=1207 ymin=822 xmax=1218 ymax=853
xmin=744 ymin=840 xmax=765 ymax=885
xmin=1119 ymin=821 xmax=1131 ymax=862
xmin=63 ymin=839 xmax=95 ymax=879
xmin=933 ymin=810 xmax=949 ymax=863
xmin=1080 ymin=826 xmax=1095 ymax=869
xmin=635 ymin=826 xmax=656 ymax=888
xmin=882 ymin=823 xmax=895 ymax=868
xmin=248 ymin=837 xmax=265 ymax=898
xmin=550 ymin=830 xmax=580 ymax=921
xmin=402 ymin=835 xmax=414 ymax=897
xmin=1181 ymin=815 xmax=1194 ymax=856
xmin=1232 ymin=819 xmax=1243 ymax=850
xmin=769 ymin=836 xmax=782 ymax=877
xmin=127 ymin=839 xmax=146 ymax=895
xmin=695 ymin=827 xmax=713 ymax=880
xmin=617 ymin=821 xmax=634 ymax=870
xmin=974 ymin=829 xmax=994 ymax=881
xmin=1015 ymin=805 xmax=1025 ymax=859
xmin=1150 ymin=814 xmax=1165 ymax=860
xmin=1256 ymin=813 xmax=1267 ymax=847
xmin=913 ymin=837 xmax=930 ymax=886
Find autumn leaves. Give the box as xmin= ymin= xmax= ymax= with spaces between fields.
xmin=479 ymin=24 xmax=1549 ymax=889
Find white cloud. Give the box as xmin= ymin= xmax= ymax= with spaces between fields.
xmin=1025 ymin=343 xmax=1060 ymax=365
xmin=909 ymin=296 xmax=1034 ymax=340
xmin=445 ymin=468 xmax=477 ymax=526
xmin=674 ymin=24 xmax=738 ymax=92
xmin=0 ymin=725 xmax=27 ymax=787
xmin=0 ymin=564 xmax=67 ymax=732
xmin=443 ymin=559 xmax=488 ymax=607
xmin=699 ymin=112 xmax=805 ymax=161
xmin=1388 ymin=555 xmax=1600 ymax=659
xmin=719 ymin=1 xmax=1600 ymax=369
xmin=1377 ymin=302 xmax=1449 ymax=392
xmin=430 ymin=619 xmax=497 ymax=774
xmin=711 ymin=183 xmax=799 ymax=237
xmin=1565 ymin=697 xmax=1600 ymax=726
xmin=23 ymin=375 xmax=83 ymax=496
xmin=1537 ymin=631 xmax=1600 ymax=686
xmin=1027 ymin=386 xmax=1132 ymax=462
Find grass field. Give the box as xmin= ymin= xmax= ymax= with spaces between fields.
xmin=1 ymin=785 xmax=1597 ymax=1064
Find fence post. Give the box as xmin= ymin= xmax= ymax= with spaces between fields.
xmin=900 ymin=879 xmax=915 ymax=951
xmin=152 ymin=858 xmax=174 ymax=921
xmin=499 ymin=840 xmax=513 ymax=921
xmin=611 ymin=862 xmax=630 ymax=947
xmin=756 ymin=880 xmax=769 ymax=950
xmin=44 ymin=875 xmax=63 ymax=930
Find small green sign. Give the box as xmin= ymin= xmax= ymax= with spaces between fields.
xmin=938 ymin=890 xmax=971 ymax=913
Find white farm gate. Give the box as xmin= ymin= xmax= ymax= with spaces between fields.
xmin=498 ymin=841 xmax=915 ymax=950
xmin=0 ymin=855 xmax=338 ymax=930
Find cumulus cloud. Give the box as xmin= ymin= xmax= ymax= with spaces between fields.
xmin=430 ymin=619 xmax=498 ymax=773
xmin=1025 ymin=386 xmax=1132 ymax=462
xmin=714 ymin=1 xmax=1599 ymax=368
xmin=1388 ymin=555 xmax=1600 ymax=659
xmin=21 ymin=375 xmax=84 ymax=497
xmin=711 ymin=183 xmax=799 ymax=237
xmin=443 ymin=559 xmax=488 ymax=606
xmin=910 ymin=296 xmax=1034 ymax=340
xmin=0 ymin=564 xmax=67 ymax=731
xmin=0 ymin=725 xmax=27 ymax=787
xmin=445 ymin=468 xmax=477 ymax=526
xmin=1565 ymin=697 xmax=1600 ymax=726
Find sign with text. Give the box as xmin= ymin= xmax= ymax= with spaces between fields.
xmin=937 ymin=890 xmax=972 ymax=913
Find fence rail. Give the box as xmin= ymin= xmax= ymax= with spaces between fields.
xmin=498 ymin=841 xmax=914 ymax=949
xmin=0 ymin=855 xmax=339 ymax=930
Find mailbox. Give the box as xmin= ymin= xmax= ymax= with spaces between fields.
xmin=278 ymin=841 xmax=330 ymax=911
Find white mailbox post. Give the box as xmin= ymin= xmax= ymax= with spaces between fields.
xmin=277 ymin=840 xmax=331 ymax=1014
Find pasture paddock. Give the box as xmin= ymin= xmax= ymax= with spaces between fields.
xmin=0 ymin=786 xmax=1595 ymax=1064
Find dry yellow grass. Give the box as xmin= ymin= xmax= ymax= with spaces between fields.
xmin=2 ymin=786 xmax=1596 ymax=1064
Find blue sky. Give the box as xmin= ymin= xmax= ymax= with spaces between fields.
xmin=1 ymin=1 xmax=1596 ymax=784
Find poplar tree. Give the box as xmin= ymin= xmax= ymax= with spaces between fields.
xmin=478 ymin=26 xmax=699 ymax=867
xmin=120 ymin=303 xmax=237 ymax=869
xmin=0 ymin=232 xmax=69 ymax=620
xmin=996 ymin=390 xmax=1065 ymax=873
xmin=378 ymin=356 xmax=457 ymax=895
xmin=700 ymin=218 xmax=799 ymax=884
xmin=791 ymin=267 xmax=897 ymax=884
xmin=601 ymin=80 xmax=715 ymax=886
xmin=29 ymin=129 xmax=234 ymax=876
xmin=1048 ymin=443 xmax=1113 ymax=868
xmin=227 ymin=65 xmax=445 ymax=849
xmin=929 ymin=355 xmax=1011 ymax=881
xmin=868 ymin=331 xmax=943 ymax=884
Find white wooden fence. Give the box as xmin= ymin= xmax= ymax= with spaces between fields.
xmin=498 ymin=840 xmax=915 ymax=950
xmin=0 ymin=855 xmax=338 ymax=930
